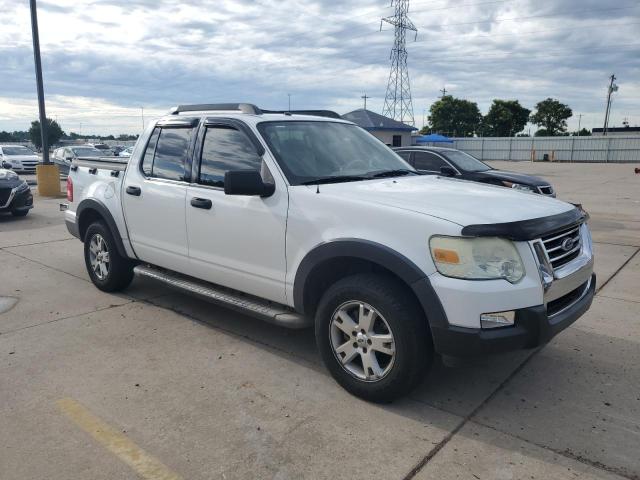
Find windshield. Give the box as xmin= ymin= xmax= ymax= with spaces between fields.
xmin=2 ymin=146 xmax=35 ymax=156
xmin=258 ymin=121 xmax=414 ymax=185
xmin=72 ymin=147 xmax=102 ymax=157
xmin=443 ymin=150 xmax=491 ymax=172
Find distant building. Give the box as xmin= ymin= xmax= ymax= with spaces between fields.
xmin=342 ymin=109 xmax=417 ymax=147
xmin=592 ymin=126 xmax=640 ymax=136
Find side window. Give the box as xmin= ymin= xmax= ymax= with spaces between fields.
xmin=151 ymin=128 xmax=192 ymax=181
xmin=141 ymin=127 xmax=160 ymax=176
xmin=396 ymin=151 xmax=412 ymax=163
xmin=198 ymin=126 xmax=262 ymax=188
xmin=413 ymin=152 xmax=448 ymax=172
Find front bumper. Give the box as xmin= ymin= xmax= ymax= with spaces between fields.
xmin=0 ymin=185 xmax=33 ymax=212
xmin=430 ymin=274 xmax=595 ymax=356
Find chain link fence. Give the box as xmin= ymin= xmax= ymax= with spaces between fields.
xmin=423 ymin=136 xmax=640 ymax=163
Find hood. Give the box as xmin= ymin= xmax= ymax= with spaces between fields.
xmin=311 ymin=175 xmax=573 ymax=227
xmin=474 ymin=169 xmax=550 ymax=186
xmin=0 ymin=169 xmax=23 ymax=189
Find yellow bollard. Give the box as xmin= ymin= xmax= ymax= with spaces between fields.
xmin=36 ymin=163 xmax=62 ymax=196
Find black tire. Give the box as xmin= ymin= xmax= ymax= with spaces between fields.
xmin=315 ymin=273 xmax=432 ymax=403
xmin=84 ymin=221 xmax=134 ymax=292
xmin=11 ymin=210 xmax=29 ymax=217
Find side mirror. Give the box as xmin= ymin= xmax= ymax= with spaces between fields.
xmin=224 ymin=170 xmax=275 ymax=197
xmin=66 ymin=156 xmax=73 ymax=161
xmin=440 ymin=166 xmax=456 ymax=177
xmin=2 ymin=161 xmax=12 ymax=169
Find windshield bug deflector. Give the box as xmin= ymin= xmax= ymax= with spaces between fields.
xmin=257 ymin=121 xmax=415 ymax=186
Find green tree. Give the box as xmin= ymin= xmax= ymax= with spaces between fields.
xmin=29 ymin=118 xmax=64 ymax=149
xmin=428 ymin=95 xmax=482 ymax=137
xmin=529 ymin=98 xmax=572 ymax=136
xmin=482 ymin=99 xmax=530 ymax=137
xmin=573 ymin=128 xmax=591 ymax=136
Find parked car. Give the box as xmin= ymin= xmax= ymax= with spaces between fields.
xmin=0 ymin=145 xmax=39 ymax=174
xmin=0 ymin=168 xmax=33 ymax=217
xmin=118 ymin=146 xmax=133 ymax=157
xmin=111 ymin=145 xmax=126 ymax=156
xmin=88 ymin=143 xmax=114 ymax=156
xmin=53 ymin=146 xmax=103 ymax=174
xmin=62 ymin=103 xmax=594 ymax=402
xmin=394 ymin=146 xmax=556 ymax=196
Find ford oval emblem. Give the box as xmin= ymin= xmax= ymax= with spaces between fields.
xmin=561 ymin=237 xmax=575 ymax=252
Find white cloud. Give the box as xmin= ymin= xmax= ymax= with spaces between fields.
xmin=0 ymin=0 xmax=638 ymax=134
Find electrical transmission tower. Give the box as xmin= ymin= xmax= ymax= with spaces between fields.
xmin=381 ymin=0 xmax=417 ymax=126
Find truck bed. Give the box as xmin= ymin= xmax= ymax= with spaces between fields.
xmin=73 ymin=157 xmax=128 ymax=171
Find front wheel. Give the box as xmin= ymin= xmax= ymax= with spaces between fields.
xmin=84 ymin=221 xmax=134 ymax=292
xmin=11 ymin=209 xmax=29 ymax=217
xmin=315 ymin=273 xmax=432 ymax=403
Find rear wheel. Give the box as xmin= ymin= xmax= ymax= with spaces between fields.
xmin=84 ymin=221 xmax=134 ymax=292
xmin=315 ymin=273 xmax=432 ymax=403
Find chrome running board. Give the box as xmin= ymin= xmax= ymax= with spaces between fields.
xmin=133 ymin=264 xmax=311 ymax=329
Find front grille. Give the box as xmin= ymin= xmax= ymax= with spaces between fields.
xmin=538 ymin=185 xmax=554 ymax=195
xmin=0 ymin=188 xmax=12 ymax=206
xmin=541 ymin=223 xmax=582 ymax=270
xmin=547 ymin=279 xmax=589 ymax=316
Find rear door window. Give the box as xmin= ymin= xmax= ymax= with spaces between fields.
xmin=141 ymin=127 xmax=193 ymax=181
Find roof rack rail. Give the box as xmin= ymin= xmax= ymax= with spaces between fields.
xmin=262 ymin=109 xmax=342 ymax=119
xmin=170 ymin=103 xmax=262 ymax=115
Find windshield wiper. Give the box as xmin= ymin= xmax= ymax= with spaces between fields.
xmin=300 ymin=175 xmax=369 ymax=185
xmin=368 ymin=169 xmax=418 ymax=178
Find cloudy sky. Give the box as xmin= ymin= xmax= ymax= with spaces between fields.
xmin=1 ymin=0 xmax=638 ymax=135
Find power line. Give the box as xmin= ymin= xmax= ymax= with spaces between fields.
xmin=339 ymin=4 xmax=639 ymax=42
xmin=408 ymin=42 xmax=640 ymax=63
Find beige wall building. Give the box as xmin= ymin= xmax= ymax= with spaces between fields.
xmin=342 ymin=109 xmax=417 ymax=147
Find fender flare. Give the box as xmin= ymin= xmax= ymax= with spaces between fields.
xmin=76 ymin=198 xmax=130 ymax=258
xmin=292 ymin=239 xmax=448 ymax=328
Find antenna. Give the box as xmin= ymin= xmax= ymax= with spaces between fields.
xmin=381 ymin=0 xmax=417 ymax=126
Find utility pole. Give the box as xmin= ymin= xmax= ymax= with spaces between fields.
xmin=603 ymin=74 xmax=618 ymax=136
xmin=361 ymin=94 xmax=370 ymax=110
xmin=29 ymin=0 xmax=50 ymax=165
xmin=440 ymin=86 xmax=447 ymax=97
xmin=287 ymin=94 xmax=291 ymax=112
xmin=381 ymin=0 xmax=417 ymax=126
xmin=141 ymin=106 xmax=145 ymax=131
xmin=577 ymin=114 xmax=582 ymax=135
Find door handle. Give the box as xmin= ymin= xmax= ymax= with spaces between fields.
xmin=126 ymin=186 xmax=141 ymax=196
xmin=190 ymin=197 xmax=212 ymax=210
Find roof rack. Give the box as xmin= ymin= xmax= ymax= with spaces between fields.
xmin=170 ymin=104 xmax=342 ymax=119
xmin=170 ymin=103 xmax=262 ymax=115
xmin=261 ymin=109 xmax=342 ymax=119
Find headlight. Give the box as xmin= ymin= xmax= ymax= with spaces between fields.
xmin=429 ymin=236 xmax=525 ymax=283
xmin=0 ymin=170 xmax=18 ymax=180
xmin=502 ymin=181 xmax=535 ymax=192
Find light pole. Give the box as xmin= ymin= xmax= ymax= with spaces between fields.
xmin=29 ymin=0 xmax=49 ymax=164
xmin=288 ymin=94 xmax=291 ymax=112
xmin=30 ymin=0 xmax=60 ymax=196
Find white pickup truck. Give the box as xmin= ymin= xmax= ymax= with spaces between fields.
xmin=62 ymin=104 xmax=595 ymax=402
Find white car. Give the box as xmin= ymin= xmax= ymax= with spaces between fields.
xmin=118 ymin=146 xmax=133 ymax=157
xmin=62 ymin=104 xmax=595 ymax=402
xmin=0 ymin=145 xmax=39 ymax=173
xmin=89 ymin=143 xmax=114 ymax=156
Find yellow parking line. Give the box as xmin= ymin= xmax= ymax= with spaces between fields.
xmin=56 ymin=398 xmax=183 ymax=480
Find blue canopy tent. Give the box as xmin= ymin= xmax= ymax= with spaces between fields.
xmin=415 ymin=134 xmax=453 ymax=144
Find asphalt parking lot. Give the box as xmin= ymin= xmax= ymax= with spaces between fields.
xmin=1 ymin=161 xmax=639 ymax=480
